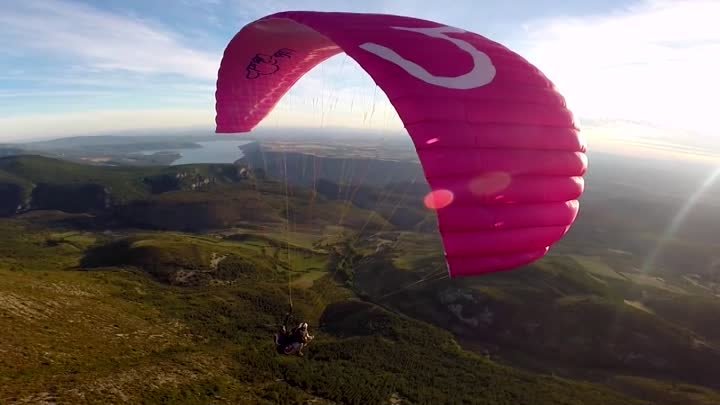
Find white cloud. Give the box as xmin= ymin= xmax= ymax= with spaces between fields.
xmin=582 ymin=120 xmax=719 ymax=164
xmin=0 ymin=90 xmax=116 ymax=99
xmin=1 ymin=0 xmax=220 ymax=80
xmin=0 ymin=109 xmax=215 ymax=141
xmin=518 ymin=0 xmax=720 ymax=136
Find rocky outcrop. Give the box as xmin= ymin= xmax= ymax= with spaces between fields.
xmin=239 ymin=148 xmax=424 ymax=188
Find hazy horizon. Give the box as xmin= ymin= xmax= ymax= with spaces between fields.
xmin=4 ymin=122 xmax=718 ymax=168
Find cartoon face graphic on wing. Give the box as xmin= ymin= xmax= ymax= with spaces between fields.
xmin=246 ymin=49 xmax=295 ymax=79
xmin=246 ymin=54 xmax=279 ymax=79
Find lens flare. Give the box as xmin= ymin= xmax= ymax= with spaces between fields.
xmin=424 ymin=189 xmax=454 ymax=209
xmin=469 ymin=171 xmax=512 ymax=196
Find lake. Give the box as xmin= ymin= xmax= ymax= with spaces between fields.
xmin=140 ymin=140 xmax=251 ymax=165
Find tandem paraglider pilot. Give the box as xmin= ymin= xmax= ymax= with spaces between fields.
xmin=275 ymin=319 xmax=314 ymax=357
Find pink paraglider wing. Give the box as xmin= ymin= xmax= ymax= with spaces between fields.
xmin=215 ymin=11 xmax=587 ymax=277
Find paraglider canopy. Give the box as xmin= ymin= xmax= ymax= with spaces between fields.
xmin=215 ymin=11 xmax=587 ymax=277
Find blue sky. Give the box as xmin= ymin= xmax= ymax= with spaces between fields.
xmin=1 ymin=0 xmax=718 ymax=161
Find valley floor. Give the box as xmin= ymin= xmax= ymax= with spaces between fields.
xmin=1 ymin=212 xmax=719 ymax=405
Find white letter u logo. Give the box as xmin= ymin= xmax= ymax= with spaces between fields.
xmin=359 ymin=26 xmax=496 ymax=90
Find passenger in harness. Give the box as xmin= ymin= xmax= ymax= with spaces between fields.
xmin=274 ymin=313 xmax=314 ymax=357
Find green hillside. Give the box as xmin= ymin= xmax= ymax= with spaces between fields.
xmin=1 ymin=155 xmax=720 ymax=404
xmin=0 ymin=155 xmax=151 ymax=201
xmin=1 ymin=213 xmax=649 ymax=404
xmin=0 ymin=155 xmax=250 ymax=209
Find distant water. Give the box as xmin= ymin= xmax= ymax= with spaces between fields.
xmin=140 ymin=140 xmax=251 ymax=165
